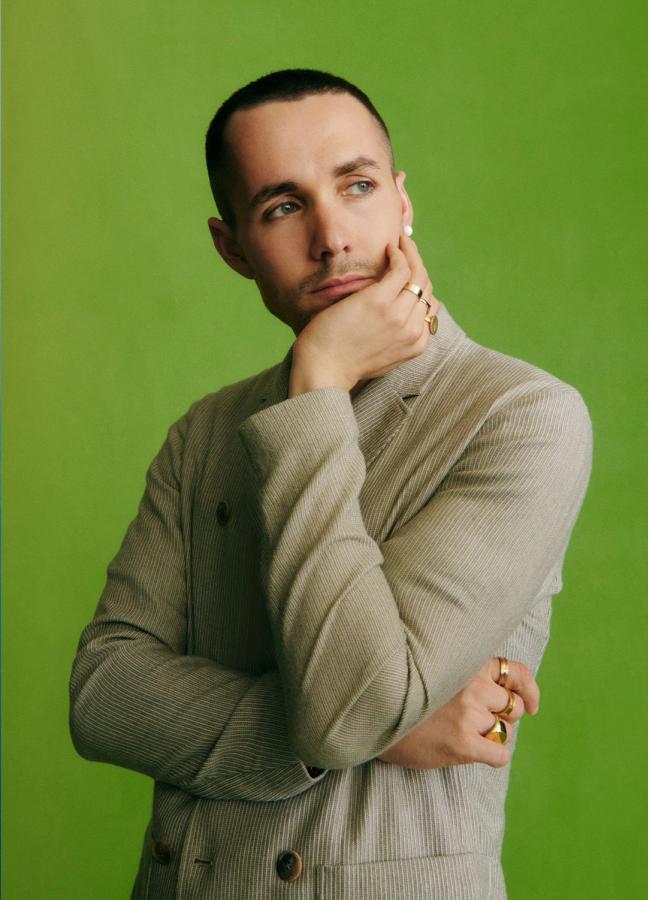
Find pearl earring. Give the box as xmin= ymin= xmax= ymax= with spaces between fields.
xmin=404 ymin=224 xmax=413 ymax=237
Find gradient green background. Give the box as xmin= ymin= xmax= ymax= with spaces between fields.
xmin=3 ymin=1 xmax=647 ymax=897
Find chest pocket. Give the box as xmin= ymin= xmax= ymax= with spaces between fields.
xmin=316 ymin=852 xmax=493 ymax=899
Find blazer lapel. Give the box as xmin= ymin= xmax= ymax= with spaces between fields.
xmin=352 ymin=302 xmax=466 ymax=466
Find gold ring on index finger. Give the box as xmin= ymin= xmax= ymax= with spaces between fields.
xmin=495 ymin=689 xmax=516 ymax=718
xmin=402 ymin=281 xmax=425 ymax=299
xmin=403 ymin=281 xmax=438 ymax=335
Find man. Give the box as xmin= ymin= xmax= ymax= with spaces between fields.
xmin=70 ymin=69 xmax=592 ymax=898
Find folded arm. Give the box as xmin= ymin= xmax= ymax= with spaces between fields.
xmin=69 ymin=408 xmax=326 ymax=802
xmin=237 ymin=383 xmax=593 ymax=770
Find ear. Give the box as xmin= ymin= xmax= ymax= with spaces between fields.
xmin=207 ymin=217 xmax=256 ymax=280
xmin=393 ymin=170 xmax=413 ymax=232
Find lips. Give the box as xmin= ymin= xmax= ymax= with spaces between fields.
xmin=311 ymin=275 xmax=373 ymax=298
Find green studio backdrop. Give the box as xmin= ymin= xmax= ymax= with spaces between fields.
xmin=3 ymin=1 xmax=647 ymax=897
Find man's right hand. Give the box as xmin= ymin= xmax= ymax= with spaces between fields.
xmin=377 ymin=658 xmax=540 ymax=770
xmin=289 ymin=234 xmax=439 ymax=398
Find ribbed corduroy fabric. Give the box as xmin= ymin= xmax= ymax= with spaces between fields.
xmin=70 ymin=303 xmax=592 ymax=899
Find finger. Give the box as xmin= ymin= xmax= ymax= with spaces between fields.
xmin=426 ymin=284 xmax=441 ymax=315
xmin=397 ymin=238 xmax=441 ymax=326
xmin=386 ymin=242 xmax=435 ymax=345
xmin=489 ymin=658 xmax=540 ymax=716
xmin=474 ymin=741 xmax=511 ymax=769
xmin=396 ymin=274 xmax=436 ymax=336
xmin=470 ymin=722 xmax=512 ymax=768
xmin=398 ymin=235 xmax=434 ymax=307
xmin=478 ymin=710 xmax=518 ymax=760
xmin=382 ymin=242 xmax=412 ymax=291
xmin=400 ymin=236 xmax=439 ymax=312
xmin=399 ymin=238 xmax=428 ymax=279
xmin=488 ymin=658 xmax=540 ymax=714
xmin=398 ymin=234 xmax=429 ymax=288
xmin=492 ymin=687 xmax=525 ymax=724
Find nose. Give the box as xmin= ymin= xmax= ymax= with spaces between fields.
xmin=308 ymin=200 xmax=351 ymax=262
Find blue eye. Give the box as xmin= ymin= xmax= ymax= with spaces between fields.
xmin=348 ymin=180 xmax=374 ymax=194
xmin=267 ymin=200 xmax=299 ymax=220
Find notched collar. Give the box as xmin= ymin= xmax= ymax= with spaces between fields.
xmin=351 ymin=303 xmax=465 ymax=464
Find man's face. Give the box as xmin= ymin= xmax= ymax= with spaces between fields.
xmin=208 ymin=92 xmax=412 ymax=335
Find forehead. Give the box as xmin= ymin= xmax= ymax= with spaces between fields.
xmin=224 ymin=93 xmax=391 ymax=201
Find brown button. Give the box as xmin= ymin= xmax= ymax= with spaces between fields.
xmin=276 ymin=849 xmax=303 ymax=882
xmin=151 ymin=838 xmax=173 ymax=865
xmin=216 ymin=500 xmax=230 ymax=526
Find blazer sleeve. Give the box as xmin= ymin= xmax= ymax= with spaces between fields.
xmin=69 ymin=407 xmax=327 ymax=802
xmin=237 ymin=382 xmax=593 ymax=770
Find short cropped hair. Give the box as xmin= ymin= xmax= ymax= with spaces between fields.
xmin=205 ymin=68 xmax=394 ymax=230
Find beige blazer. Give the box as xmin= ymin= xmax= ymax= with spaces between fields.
xmin=70 ymin=302 xmax=593 ymax=899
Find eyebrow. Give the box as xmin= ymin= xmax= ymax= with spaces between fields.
xmin=249 ymin=156 xmax=381 ymax=209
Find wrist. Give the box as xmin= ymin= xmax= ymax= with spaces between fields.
xmin=288 ymin=351 xmax=354 ymax=398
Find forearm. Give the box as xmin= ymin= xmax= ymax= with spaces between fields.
xmin=238 ymin=384 xmax=592 ymax=770
xmin=70 ymin=619 xmax=326 ymax=801
xmin=69 ymin=410 xmax=327 ymax=802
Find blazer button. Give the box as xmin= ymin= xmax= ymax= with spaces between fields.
xmin=276 ymin=849 xmax=303 ymax=882
xmin=216 ymin=500 xmax=230 ymax=526
xmin=151 ymin=839 xmax=173 ymax=865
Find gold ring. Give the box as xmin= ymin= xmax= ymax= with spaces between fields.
xmin=424 ymin=314 xmax=438 ymax=335
xmin=484 ymin=715 xmax=508 ymax=744
xmin=496 ymin=689 xmax=516 ymax=718
xmin=497 ymin=657 xmax=509 ymax=688
xmin=416 ymin=296 xmax=432 ymax=312
xmin=402 ymin=281 xmax=424 ymax=299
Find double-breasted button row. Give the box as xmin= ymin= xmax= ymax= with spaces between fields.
xmin=151 ymin=839 xmax=303 ymax=880
xmin=216 ymin=500 xmax=230 ymax=526
xmin=151 ymin=838 xmax=173 ymax=864
xmin=276 ymin=849 xmax=303 ymax=882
